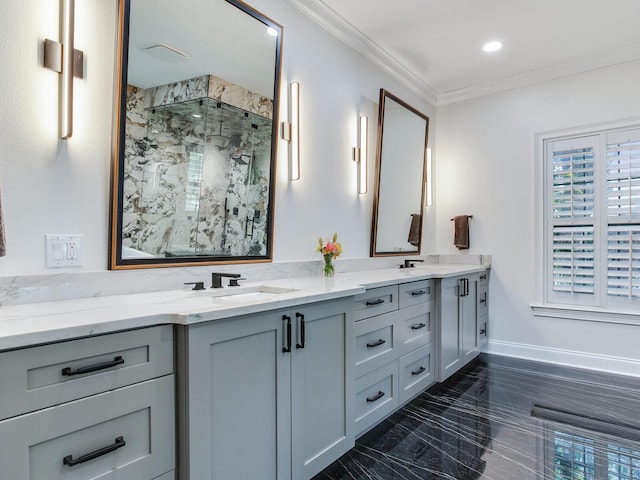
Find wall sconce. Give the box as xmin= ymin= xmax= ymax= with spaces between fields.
xmin=281 ymin=82 xmax=300 ymax=181
xmin=352 ymin=115 xmax=368 ymax=194
xmin=426 ymin=147 xmax=433 ymax=206
xmin=43 ymin=0 xmax=85 ymax=139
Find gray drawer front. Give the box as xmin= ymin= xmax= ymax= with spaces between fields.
xmin=0 ymin=325 xmax=174 ymax=420
xmin=479 ymin=270 xmax=489 ymax=285
xmin=477 ymin=284 xmax=488 ymax=317
xmin=354 ymin=285 xmax=398 ymax=321
xmin=398 ymin=302 xmax=433 ymax=356
xmin=398 ymin=280 xmax=434 ymax=308
xmin=478 ymin=313 xmax=488 ymax=346
xmin=399 ymin=344 xmax=435 ymax=404
xmin=354 ymin=361 xmax=398 ymax=436
xmin=354 ymin=311 xmax=397 ymax=377
xmin=0 ymin=375 xmax=175 ymax=480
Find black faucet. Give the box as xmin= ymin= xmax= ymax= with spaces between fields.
xmin=184 ymin=282 xmax=205 ymax=291
xmin=211 ymin=272 xmax=242 ymax=288
xmin=399 ymin=259 xmax=424 ymax=269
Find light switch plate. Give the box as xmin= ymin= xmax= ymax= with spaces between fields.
xmin=46 ymin=234 xmax=83 ymax=268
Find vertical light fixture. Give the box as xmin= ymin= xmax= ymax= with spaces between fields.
xmin=426 ymin=147 xmax=433 ymax=206
xmin=352 ymin=115 xmax=368 ymax=194
xmin=281 ymin=82 xmax=300 ymax=181
xmin=43 ymin=0 xmax=84 ymax=139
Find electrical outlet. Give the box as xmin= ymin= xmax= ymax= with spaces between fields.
xmin=46 ymin=234 xmax=83 ymax=268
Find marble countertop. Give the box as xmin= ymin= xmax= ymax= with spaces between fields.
xmin=0 ymin=263 xmax=487 ymax=351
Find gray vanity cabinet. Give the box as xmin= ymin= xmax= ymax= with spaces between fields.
xmin=438 ymin=272 xmax=484 ymax=381
xmin=177 ymin=297 xmax=354 ymax=480
xmin=353 ymin=280 xmax=436 ymax=436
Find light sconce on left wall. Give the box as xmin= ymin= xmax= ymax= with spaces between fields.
xmin=281 ymin=82 xmax=300 ymax=181
xmin=43 ymin=0 xmax=85 ymax=139
xmin=353 ymin=115 xmax=368 ymax=194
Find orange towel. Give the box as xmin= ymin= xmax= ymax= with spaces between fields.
xmin=453 ymin=215 xmax=469 ymax=250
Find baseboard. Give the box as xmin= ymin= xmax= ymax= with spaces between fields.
xmin=484 ymin=340 xmax=640 ymax=378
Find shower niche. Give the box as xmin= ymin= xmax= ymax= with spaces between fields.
xmin=121 ymin=91 xmax=273 ymax=259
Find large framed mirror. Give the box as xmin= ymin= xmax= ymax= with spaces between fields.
xmin=371 ymin=89 xmax=429 ymax=256
xmin=110 ymin=0 xmax=283 ymax=269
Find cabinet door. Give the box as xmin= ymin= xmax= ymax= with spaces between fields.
xmin=439 ymin=276 xmax=462 ymax=381
xmin=461 ymin=274 xmax=479 ymax=365
xmin=290 ymin=298 xmax=354 ymax=480
xmin=184 ymin=309 xmax=291 ymax=480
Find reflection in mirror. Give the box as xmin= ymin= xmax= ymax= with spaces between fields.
xmin=371 ymin=89 xmax=429 ymax=256
xmin=110 ymin=0 xmax=282 ymax=268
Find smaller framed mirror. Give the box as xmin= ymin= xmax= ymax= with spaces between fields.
xmin=371 ymin=89 xmax=429 ymax=256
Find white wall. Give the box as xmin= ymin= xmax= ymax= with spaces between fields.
xmin=435 ymin=60 xmax=640 ymax=371
xmin=0 ymin=0 xmax=436 ymax=276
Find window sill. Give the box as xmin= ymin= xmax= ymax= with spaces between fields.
xmin=531 ymin=304 xmax=640 ymax=326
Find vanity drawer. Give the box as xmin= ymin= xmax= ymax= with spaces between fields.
xmin=398 ymin=280 xmax=434 ymax=308
xmin=354 ymin=285 xmax=398 ymax=321
xmin=0 ymin=325 xmax=174 ymax=420
xmin=399 ymin=344 xmax=435 ymax=404
xmin=477 ymin=283 xmax=488 ymax=317
xmin=398 ymin=302 xmax=433 ymax=357
xmin=354 ymin=310 xmax=398 ymax=377
xmin=0 ymin=375 xmax=175 ymax=480
xmin=354 ymin=361 xmax=399 ymax=436
xmin=479 ymin=270 xmax=489 ymax=286
xmin=478 ymin=313 xmax=488 ymax=346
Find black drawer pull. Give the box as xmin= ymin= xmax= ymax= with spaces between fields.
xmin=480 ymin=273 xmax=487 ymax=280
xmin=366 ymin=339 xmax=386 ymax=348
xmin=410 ymin=323 xmax=426 ymax=330
xmin=365 ymin=299 xmax=384 ymax=306
xmin=410 ymin=290 xmax=426 ymax=297
xmin=62 ymin=356 xmax=124 ymax=376
xmin=282 ymin=315 xmax=292 ymax=353
xmin=295 ymin=312 xmax=305 ymax=349
xmin=366 ymin=391 xmax=385 ymax=403
xmin=412 ymin=366 xmax=426 ymax=376
xmin=479 ymin=328 xmax=486 ymax=335
xmin=479 ymin=298 xmax=487 ymax=304
xmin=63 ymin=436 xmax=126 ymax=467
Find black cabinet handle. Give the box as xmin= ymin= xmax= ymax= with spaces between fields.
xmin=410 ymin=290 xmax=426 ymax=297
xmin=465 ymin=278 xmax=469 ymax=296
xmin=365 ymin=299 xmax=384 ymax=306
xmin=480 ymin=273 xmax=487 ymax=280
xmin=295 ymin=312 xmax=305 ymax=349
xmin=63 ymin=436 xmax=126 ymax=467
xmin=412 ymin=366 xmax=426 ymax=376
xmin=366 ymin=339 xmax=386 ymax=348
xmin=61 ymin=356 xmax=124 ymax=376
xmin=479 ymin=328 xmax=486 ymax=335
xmin=282 ymin=315 xmax=292 ymax=353
xmin=366 ymin=391 xmax=385 ymax=403
xmin=410 ymin=323 xmax=426 ymax=330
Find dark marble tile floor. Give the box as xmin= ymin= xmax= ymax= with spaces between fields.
xmin=315 ymin=354 xmax=640 ymax=480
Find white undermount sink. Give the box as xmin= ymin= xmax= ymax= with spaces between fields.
xmin=205 ymin=285 xmax=298 ymax=302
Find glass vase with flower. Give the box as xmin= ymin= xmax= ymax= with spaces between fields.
xmin=317 ymin=233 xmax=342 ymax=277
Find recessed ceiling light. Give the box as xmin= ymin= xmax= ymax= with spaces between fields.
xmin=483 ymin=41 xmax=503 ymax=53
xmin=266 ymin=27 xmax=278 ymax=37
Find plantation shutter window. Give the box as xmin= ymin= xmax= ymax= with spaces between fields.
xmin=544 ymin=126 xmax=640 ymax=309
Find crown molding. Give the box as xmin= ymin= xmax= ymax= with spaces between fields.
xmin=437 ymin=43 xmax=640 ymax=105
xmin=283 ymin=0 xmax=438 ymax=106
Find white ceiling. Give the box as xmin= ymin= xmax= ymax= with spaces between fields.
xmin=286 ymin=0 xmax=640 ymax=104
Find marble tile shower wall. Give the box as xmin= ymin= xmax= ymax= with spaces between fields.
xmin=123 ymin=75 xmax=273 ymax=257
